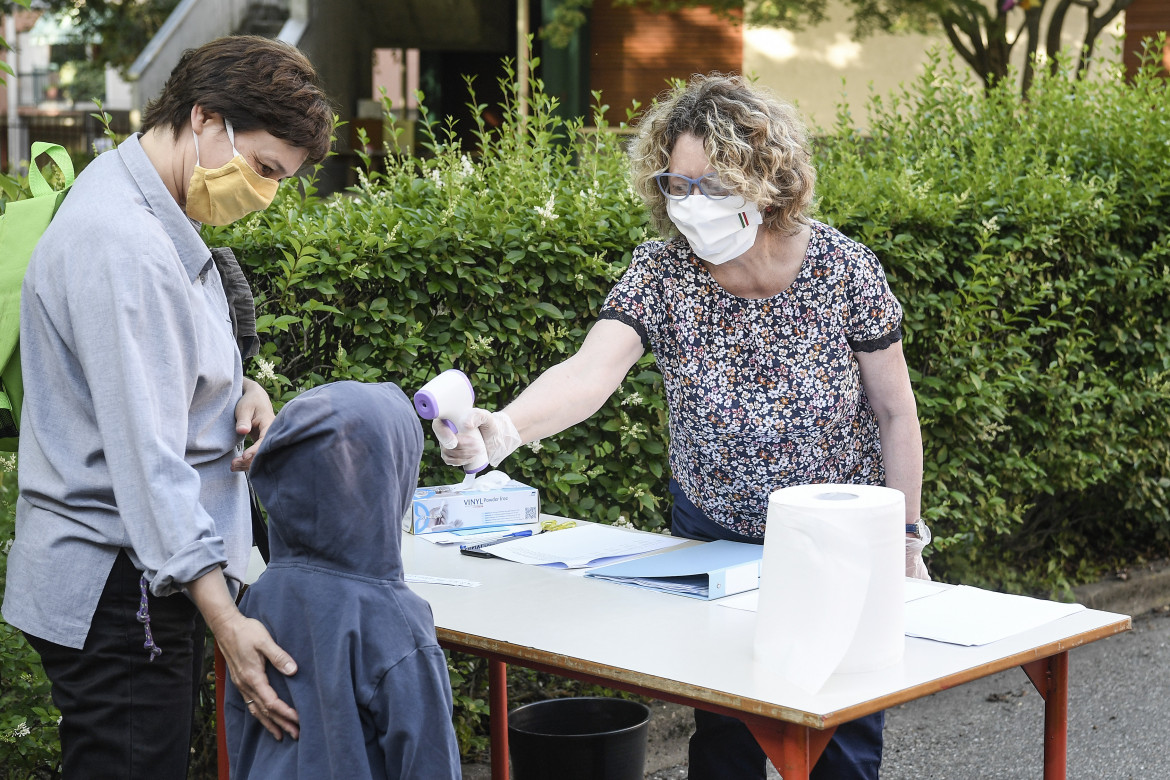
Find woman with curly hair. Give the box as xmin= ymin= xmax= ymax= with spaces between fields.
xmin=434 ymin=73 xmax=927 ymax=779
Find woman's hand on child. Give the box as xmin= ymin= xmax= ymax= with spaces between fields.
xmin=188 ymin=568 xmax=300 ymax=740
xmin=216 ymin=610 xmax=301 ymax=741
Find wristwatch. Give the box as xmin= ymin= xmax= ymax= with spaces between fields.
xmin=905 ymin=521 xmax=931 ymax=544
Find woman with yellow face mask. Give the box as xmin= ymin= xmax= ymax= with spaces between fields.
xmin=2 ymin=36 xmax=333 ymax=779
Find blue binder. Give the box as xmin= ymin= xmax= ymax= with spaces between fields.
xmin=584 ymin=540 xmax=763 ymax=600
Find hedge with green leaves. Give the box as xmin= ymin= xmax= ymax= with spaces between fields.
xmin=814 ymin=48 xmax=1170 ymax=592
xmin=218 ymin=50 xmax=1170 ymax=596
xmin=3 ymin=44 xmax=1170 ymax=770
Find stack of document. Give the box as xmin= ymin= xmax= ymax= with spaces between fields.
xmin=416 ymin=522 xmax=540 ymax=546
xmin=484 ymin=523 xmax=684 ymax=568
xmin=585 ymin=540 xmax=763 ymax=600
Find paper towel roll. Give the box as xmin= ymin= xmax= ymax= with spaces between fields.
xmin=753 ymin=484 xmax=905 ymax=693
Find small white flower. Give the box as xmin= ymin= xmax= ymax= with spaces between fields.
xmin=621 ymin=422 xmax=648 ymax=439
xmin=428 ymin=168 xmax=444 ymax=189
xmin=432 ymin=302 xmax=451 ymax=317
xmin=535 ymin=193 xmax=558 ymax=221
xmin=978 ymin=421 xmax=1010 ymax=442
xmin=0 ymin=453 xmax=16 ymax=472
xmin=466 ymin=334 xmax=495 ymax=358
xmin=242 ymin=213 xmax=263 ymax=232
xmin=388 ymin=222 xmax=401 ymax=242
xmin=621 ymin=392 xmax=643 ymax=407
xmin=613 ymin=515 xmax=633 ymax=529
xmin=255 ymin=358 xmax=278 ymax=384
xmin=981 ymin=215 xmax=1000 ymax=235
xmin=460 ymin=154 xmax=475 ymax=179
xmin=13 ymin=721 xmax=29 ymax=738
xmin=528 ymin=439 xmax=544 ymax=453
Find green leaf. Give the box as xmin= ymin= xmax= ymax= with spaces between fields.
xmin=533 ymin=302 xmax=564 ymax=319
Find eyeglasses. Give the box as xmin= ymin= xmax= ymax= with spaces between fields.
xmin=653 ymin=172 xmax=732 ymax=201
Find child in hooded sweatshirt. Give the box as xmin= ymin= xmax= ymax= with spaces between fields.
xmin=224 ymin=381 xmax=461 ymax=779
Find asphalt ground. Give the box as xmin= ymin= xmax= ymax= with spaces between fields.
xmin=463 ymin=560 xmax=1170 ymax=779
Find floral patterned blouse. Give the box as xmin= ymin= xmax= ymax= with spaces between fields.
xmin=598 ymin=220 xmax=904 ymax=538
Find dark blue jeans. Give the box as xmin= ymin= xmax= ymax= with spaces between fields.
xmin=670 ymin=480 xmax=885 ymax=780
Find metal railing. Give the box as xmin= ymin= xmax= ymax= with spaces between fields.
xmin=3 ymin=111 xmax=132 ymax=174
xmin=16 ymin=70 xmax=58 ymax=107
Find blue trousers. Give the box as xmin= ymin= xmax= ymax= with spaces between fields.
xmin=670 ymin=480 xmax=885 ymax=780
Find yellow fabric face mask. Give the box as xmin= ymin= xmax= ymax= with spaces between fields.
xmin=186 ymin=118 xmax=279 ymax=226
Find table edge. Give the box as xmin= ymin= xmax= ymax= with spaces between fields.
xmin=438 ymin=614 xmax=1132 ymax=729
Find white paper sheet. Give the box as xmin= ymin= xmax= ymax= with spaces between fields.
xmin=485 ymin=523 xmax=684 ymax=568
xmin=904 ymin=578 xmax=950 ymax=602
xmin=903 ymin=585 xmax=1086 ymax=646
xmin=720 ymin=577 xmax=949 ymax=613
xmin=722 ymin=580 xmax=1087 ymax=648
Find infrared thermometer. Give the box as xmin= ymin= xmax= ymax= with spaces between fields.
xmin=413 ymin=369 xmax=489 ymax=479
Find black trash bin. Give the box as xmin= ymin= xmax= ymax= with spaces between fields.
xmin=507 ymin=696 xmax=652 ymax=780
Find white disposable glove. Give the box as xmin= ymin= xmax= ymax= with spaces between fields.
xmin=431 ymin=408 xmax=522 ymax=469
xmin=905 ymin=521 xmax=931 ymax=580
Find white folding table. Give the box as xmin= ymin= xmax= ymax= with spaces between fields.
xmin=400 ymin=517 xmax=1131 ymax=780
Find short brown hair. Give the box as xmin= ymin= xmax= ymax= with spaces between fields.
xmin=141 ymin=35 xmax=333 ymax=165
xmin=629 ymin=73 xmax=816 ymax=238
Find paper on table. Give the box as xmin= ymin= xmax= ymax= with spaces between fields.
xmin=485 ymin=523 xmax=684 ymax=568
xmin=415 ymin=522 xmax=540 ymax=545
xmin=905 ymin=578 xmax=950 ymax=602
xmin=719 ymin=577 xmax=949 ymax=613
xmin=726 ymin=580 xmax=1087 ymax=647
xmin=903 ymin=585 xmax=1086 ymax=646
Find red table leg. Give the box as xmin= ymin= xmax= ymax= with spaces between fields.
xmin=489 ymin=659 xmax=510 ymax=780
xmin=745 ymin=717 xmax=836 ymax=780
xmin=216 ymin=643 xmax=229 ymax=780
xmin=1023 ymin=651 xmax=1069 ymax=780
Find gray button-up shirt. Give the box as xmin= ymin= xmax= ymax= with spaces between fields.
xmin=2 ymin=133 xmax=249 ymax=649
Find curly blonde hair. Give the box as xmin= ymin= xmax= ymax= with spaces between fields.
xmin=629 ymin=73 xmax=815 ymax=238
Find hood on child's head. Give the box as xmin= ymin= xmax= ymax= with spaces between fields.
xmin=250 ymin=381 xmax=423 ymax=579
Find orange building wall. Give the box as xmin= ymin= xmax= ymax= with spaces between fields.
xmin=588 ymin=0 xmax=742 ymax=126
xmin=1125 ymin=0 xmax=1170 ymax=76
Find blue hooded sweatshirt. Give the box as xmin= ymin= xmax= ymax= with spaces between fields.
xmin=224 ymin=381 xmax=461 ymax=779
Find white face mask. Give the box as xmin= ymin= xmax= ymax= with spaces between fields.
xmin=667 ymin=195 xmax=764 ymax=265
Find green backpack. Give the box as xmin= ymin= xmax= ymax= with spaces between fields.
xmin=0 ymin=142 xmax=75 ymax=452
